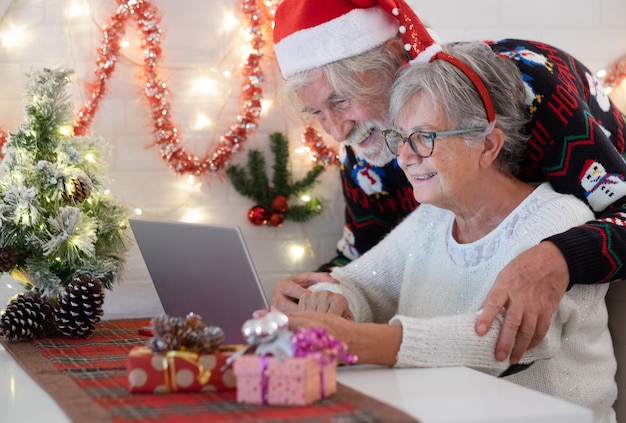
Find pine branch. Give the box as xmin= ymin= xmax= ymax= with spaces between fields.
xmin=225 ymin=165 xmax=254 ymax=197
xmin=289 ymin=165 xmax=325 ymax=195
xmin=247 ymin=150 xmax=271 ymax=206
xmin=283 ymin=198 xmax=323 ymax=222
xmin=270 ymin=132 xmax=290 ymax=196
xmin=226 ymin=132 xmax=325 ymax=227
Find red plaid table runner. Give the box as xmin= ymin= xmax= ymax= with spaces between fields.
xmin=2 ymin=318 xmax=419 ymax=422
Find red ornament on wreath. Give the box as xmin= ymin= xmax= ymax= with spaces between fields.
xmin=268 ymin=212 xmax=284 ymax=228
xmin=248 ymin=206 xmax=269 ymax=226
xmin=272 ymin=195 xmax=289 ymax=213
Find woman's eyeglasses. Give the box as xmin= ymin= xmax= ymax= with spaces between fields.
xmin=382 ymin=128 xmax=485 ymax=158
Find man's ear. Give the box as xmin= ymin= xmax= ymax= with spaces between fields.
xmin=479 ymin=128 xmax=505 ymax=168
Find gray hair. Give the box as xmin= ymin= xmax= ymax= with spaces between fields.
xmin=278 ymin=38 xmax=406 ymax=116
xmin=389 ymin=42 xmax=529 ymax=175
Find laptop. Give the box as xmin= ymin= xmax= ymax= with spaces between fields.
xmin=129 ymin=218 xmax=270 ymax=344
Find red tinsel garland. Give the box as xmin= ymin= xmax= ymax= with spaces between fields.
xmin=0 ymin=0 xmax=340 ymax=171
xmin=74 ymin=0 xmax=270 ymax=176
xmin=301 ymin=124 xmax=339 ymax=166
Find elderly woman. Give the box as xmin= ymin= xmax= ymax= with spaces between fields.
xmin=286 ymin=42 xmax=617 ymax=422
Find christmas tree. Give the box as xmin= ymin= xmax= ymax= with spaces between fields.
xmin=0 ymin=68 xmax=132 ymax=340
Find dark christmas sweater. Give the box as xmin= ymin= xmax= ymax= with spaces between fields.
xmin=317 ymin=146 xmax=418 ymax=271
xmin=319 ymin=38 xmax=626 ymax=288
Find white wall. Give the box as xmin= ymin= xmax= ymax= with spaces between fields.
xmin=1 ymin=0 xmax=626 ymax=419
xmin=0 ymin=0 xmax=624 ymax=319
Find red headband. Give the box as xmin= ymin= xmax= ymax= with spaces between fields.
xmin=431 ymin=51 xmax=496 ymax=124
xmin=378 ymin=0 xmax=496 ymax=124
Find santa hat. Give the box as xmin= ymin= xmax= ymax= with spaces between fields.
xmin=273 ymin=0 xmax=495 ymax=124
xmin=273 ymin=0 xmax=442 ymax=78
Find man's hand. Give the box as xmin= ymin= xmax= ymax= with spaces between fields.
xmin=270 ymin=271 xmax=338 ymax=312
xmin=476 ymin=241 xmax=569 ymax=364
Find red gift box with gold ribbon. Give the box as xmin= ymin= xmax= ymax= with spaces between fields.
xmin=126 ymin=346 xmax=239 ymax=393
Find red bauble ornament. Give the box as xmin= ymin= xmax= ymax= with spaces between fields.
xmin=248 ymin=205 xmax=269 ymax=226
xmin=269 ymin=212 xmax=284 ymax=228
xmin=272 ymin=195 xmax=289 ymax=213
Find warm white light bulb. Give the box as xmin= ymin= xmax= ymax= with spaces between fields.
xmin=134 ymin=208 xmax=143 ymax=215
xmin=1 ymin=24 xmax=21 ymax=49
xmin=67 ymin=1 xmax=90 ymax=17
xmin=194 ymin=114 xmax=212 ymax=130
xmin=261 ymin=99 xmax=273 ymax=115
xmin=193 ymin=77 xmax=215 ymax=94
xmin=59 ymin=126 xmax=73 ymax=136
xmin=182 ymin=207 xmax=201 ymax=223
xmin=597 ymin=69 xmax=607 ymax=78
xmin=289 ymin=244 xmax=306 ymax=261
xmin=222 ymin=13 xmax=239 ymax=32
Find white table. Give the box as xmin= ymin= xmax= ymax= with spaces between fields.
xmin=0 ymin=276 xmax=593 ymax=423
xmin=0 ymin=343 xmax=592 ymax=423
xmin=338 ymin=365 xmax=592 ymax=423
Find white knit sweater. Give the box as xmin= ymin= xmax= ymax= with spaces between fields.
xmin=317 ymin=183 xmax=617 ymax=422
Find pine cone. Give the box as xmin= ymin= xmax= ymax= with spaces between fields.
xmin=62 ymin=172 xmax=93 ymax=203
xmin=180 ymin=314 xmax=224 ymax=353
xmin=147 ymin=313 xmax=224 ymax=354
xmin=147 ymin=315 xmax=186 ymax=352
xmin=1 ymin=291 xmax=56 ymax=342
xmin=54 ymin=276 xmax=104 ymax=339
xmin=0 ymin=246 xmax=17 ymax=272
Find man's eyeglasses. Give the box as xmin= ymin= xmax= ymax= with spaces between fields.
xmin=382 ymin=128 xmax=485 ymax=158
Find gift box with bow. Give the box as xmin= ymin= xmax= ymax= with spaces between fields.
xmin=127 ymin=313 xmax=240 ymax=393
xmin=232 ymin=311 xmax=357 ymax=406
xmin=127 ymin=345 xmax=239 ymax=393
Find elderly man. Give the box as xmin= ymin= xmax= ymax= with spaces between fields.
xmin=270 ymin=0 xmax=626 ymax=365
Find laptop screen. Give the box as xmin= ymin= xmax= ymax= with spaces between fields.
xmin=129 ymin=219 xmax=269 ymax=344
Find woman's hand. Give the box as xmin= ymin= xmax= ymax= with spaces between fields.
xmin=286 ymin=311 xmax=402 ymax=366
xmin=298 ymin=290 xmax=354 ymax=319
xmin=271 ymin=271 xmax=339 ymax=312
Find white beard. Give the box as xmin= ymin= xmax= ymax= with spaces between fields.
xmin=343 ymin=121 xmax=395 ymax=167
xmin=351 ymin=140 xmax=395 ymax=167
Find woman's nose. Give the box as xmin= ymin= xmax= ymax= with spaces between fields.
xmin=396 ymin=140 xmax=417 ymax=168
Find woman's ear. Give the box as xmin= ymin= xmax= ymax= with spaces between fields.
xmin=479 ymin=128 xmax=505 ymax=168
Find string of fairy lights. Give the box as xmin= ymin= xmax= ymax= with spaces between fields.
xmin=0 ymin=0 xmax=624 ymax=264
xmin=0 ymin=0 xmax=332 ymax=263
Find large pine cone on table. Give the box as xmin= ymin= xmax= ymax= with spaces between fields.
xmin=54 ymin=276 xmax=104 ymax=339
xmin=0 ymin=291 xmax=56 ymax=342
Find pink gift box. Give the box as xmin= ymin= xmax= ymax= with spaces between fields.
xmin=233 ymin=355 xmax=337 ymax=406
xmin=127 ymin=346 xmax=240 ymax=393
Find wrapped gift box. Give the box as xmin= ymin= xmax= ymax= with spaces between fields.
xmin=127 ymin=346 xmax=240 ymax=393
xmin=233 ymin=355 xmax=337 ymax=406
